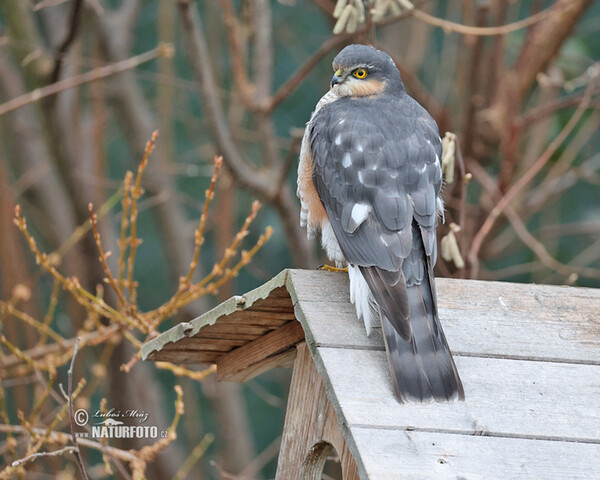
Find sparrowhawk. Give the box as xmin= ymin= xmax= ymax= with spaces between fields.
xmin=297 ymin=44 xmax=464 ymax=403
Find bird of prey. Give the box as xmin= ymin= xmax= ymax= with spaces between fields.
xmin=297 ymin=44 xmax=464 ymax=403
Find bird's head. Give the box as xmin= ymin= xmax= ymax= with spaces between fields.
xmin=330 ymin=44 xmax=404 ymax=98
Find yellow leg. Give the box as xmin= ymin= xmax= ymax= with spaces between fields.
xmin=318 ymin=264 xmax=348 ymax=273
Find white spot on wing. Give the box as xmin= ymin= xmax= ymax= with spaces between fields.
xmin=335 ymin=134 xmax=342 ymax=146
xmin=342 ymin=153 xmax=352 ymax=168
xmin=418 ymin=164 xmax=426 ymax=173
xmin=357 ymin=144 xmax=364 ymax=152
xmin=351 ymin=203 xmax=370 ymax=226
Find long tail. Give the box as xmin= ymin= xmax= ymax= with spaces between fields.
xmin=380 ymin=277 xmax=464 ymax=403
xmin=357 ymin=221 xmax=464 ymax=403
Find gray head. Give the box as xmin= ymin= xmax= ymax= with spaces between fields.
xmin=330 ymin=44 xmax=404 ymax=97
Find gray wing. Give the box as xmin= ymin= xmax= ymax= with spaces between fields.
xmin=310 ymin=94 xmax=442 ymax=341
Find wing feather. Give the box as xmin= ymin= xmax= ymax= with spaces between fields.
xmin=310 ymin=93 xmax=443 ymax=340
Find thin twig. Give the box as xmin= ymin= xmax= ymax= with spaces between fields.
xmin=127 ymin=131 xmax=159 ymax=306
xmin=181 ymin=156 xmax=223 ymax=288
xmin=0 ymin=424 xmax=139 ymax=463
xmin=0 ymin=326 xmax=120 ymax=372
xmin=177 ymin=0 xmax=315 ymax=267
xmin=88 ymin=204 xmax=129 ymax=312
xmin=66 ymin=338 xmax=89 ymax=480
xmin=118 ymin=172 xmax=134 ymax=292
xmin=11 ymin=446 xmax=77 ymax=468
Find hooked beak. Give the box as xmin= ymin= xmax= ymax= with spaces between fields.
xmin=331 ymin=69 xmax=343 ymax=88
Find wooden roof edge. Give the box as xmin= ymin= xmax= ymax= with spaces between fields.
xmin=141 ymin=269 xmax=293 ymax=361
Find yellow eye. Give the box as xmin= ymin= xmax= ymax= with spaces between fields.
xmin=353 ymin=68 xmax=368 ymax=79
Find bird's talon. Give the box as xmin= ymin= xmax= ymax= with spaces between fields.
xmin=318 ymin=264 xmax=348 ymax=273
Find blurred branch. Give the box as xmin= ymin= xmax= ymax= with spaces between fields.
xmin=483 ymin=0 xmax=594 ymax=137
xmin=9 ymin=446 xmax=77 ymax=469
xmin=93 ymin=6 xmax=203 ymax=292
xmin=177 ymin=0 xmax=316 ymax=267
xmin=511 ymin=0 xmax=594 ymax=99
xmin=269 ymin=33 xmax=351 ymax=111
xmin=50 ymin=0 xmax=84 ymax=83
xmin=516 ymin=86 xmax=600 ymax=129
xmin=0 ymin=44 xmax=172 ymax=117
xmin=468 ymin=67 xmax=600 ymax=277
xmin=411 ymin=2 xmax=563 ymax=36
xmin=469 ymin=161 xmax=600 ymax=281
xmin=252 ymin=0 xmax=281 ymax=169
xmin=0 ymin=49 xmax=77 ymax=250
xmin=177 ymin=0 xmax=272 ymax=193
xmin=219 ymin=0 xmax=255 ymax=107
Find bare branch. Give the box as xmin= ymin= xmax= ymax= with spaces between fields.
xmin=50 ymin=0 xmax=84 ymax=83
xmin=10 ymin=446 xmax=77 ymax=468
xmin=468 ymin=67 xmax=600 ymax=277
xmin=176 ymin=0 xmax=272 ymax=194
xmin=268 ymin=33 xmax=351 ymax=112
xmin=0 ymin=44 xmax=172 ymax=117
xmin=176 ymin=0 xmax=317 ymax=267
xmin=469 ymin=161 xmax=600 ymax=281
xmin=411 ymin=2 xmax=565 ymax=37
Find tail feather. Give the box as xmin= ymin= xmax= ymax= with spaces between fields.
xmin=381 ymin=280 xmax=464 ymax=403
xmin=348 ymin=219 xmax=464 ymax=403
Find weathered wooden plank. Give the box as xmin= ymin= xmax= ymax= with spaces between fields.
xmin=315 ymin=347 xmax=600 ymax=442
xmin=195 ymin=322 xmax=272 ymax=337
xmin=276 ymin=343 xmax=359 ymax=480
xmin=223 ymin=348 xmax=297 ymax=383
xmin=289 ymin=270 xmax=600 ymax=364
xmin=159 ymin=337 xmax=245 ymax=352
xmin=217 ymin=320 xmax=305 ymax=381
xmin=143 ymin=349 xmax=217 ymax=364
xmin=351 ymin=427 xmax=600 ymax=480
xmin=214 ymin=311 xmax=294 ymax=327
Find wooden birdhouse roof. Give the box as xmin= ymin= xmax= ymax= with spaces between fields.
xmin=142 ymin=269 xmax=600 ymax=479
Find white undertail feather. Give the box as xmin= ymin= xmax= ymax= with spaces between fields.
xmin=348 ymin=265 xmax=379 ymax=336
xmin=320 ymin=220 xmax=345 ymax=267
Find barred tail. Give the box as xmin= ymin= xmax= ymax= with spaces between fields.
xmin=381 ymin=279 xmax=464 ymax=403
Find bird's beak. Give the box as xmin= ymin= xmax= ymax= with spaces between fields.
xmin=331 ymin=69 xmax=343 ymax=88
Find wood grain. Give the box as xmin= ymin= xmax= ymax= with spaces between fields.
xmin=289 ymin=270 xmax=600 ymax=364
xmin=276 ymin=342 xmax=359 ymax=480
xmin=352 ymin=428 xmax=600 ymax=480
xmin=216 ymin=320 xmax=305 ymax=381
xmin=317 ymin=347 xmax=600 ymax=442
